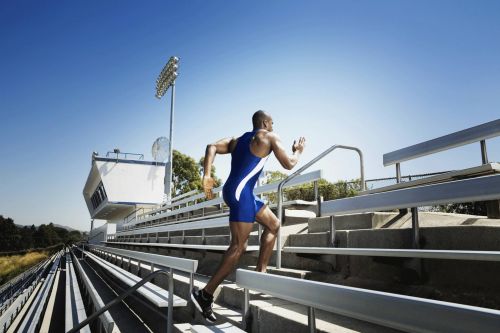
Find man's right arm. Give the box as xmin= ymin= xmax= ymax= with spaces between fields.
xmin=269 ymin=133 xmax=305 ymax=170
xmin=203 ymin=137 xmax=235 ymax=199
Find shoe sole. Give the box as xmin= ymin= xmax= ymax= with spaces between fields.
xmin=190 ymin=292 xmax=217 ymax=324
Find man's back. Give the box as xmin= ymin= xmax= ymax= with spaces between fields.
xmin=223 ymin=130 xmax=269 ymax=215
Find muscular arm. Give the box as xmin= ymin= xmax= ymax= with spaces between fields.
xmin=203 ymin=137 xmax=235 ymax=199
xmin=204 ymin=137 xmax=235 ymax=177
xmin=269 ymin=133 xmax=305 ymax=170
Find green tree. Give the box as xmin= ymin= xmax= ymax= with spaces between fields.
xmin=434 ymin=202 xmax=487 ymax=216
xmin=67 ymin=230 xmax=83 ymax=243
xmin=172 ymin=150 xmax=203 ymax=196
xmin=19 ymin=226 xmax=34 ymax=249
xmin=0 ymin=216 xmax=20 ymax=251
xmin=263 ymin=171 xmax=361 ymax=204
xmin=265 ymin=170 xmax=288 ymax=183
xmin=0 ymin=216 xmax=81 ymax=252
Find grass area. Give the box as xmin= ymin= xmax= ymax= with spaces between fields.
xmin=0 ymin=251 xmax=49 ymax=285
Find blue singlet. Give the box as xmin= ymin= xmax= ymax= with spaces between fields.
xmin=222 ymin=130 xmax=269 ymax=222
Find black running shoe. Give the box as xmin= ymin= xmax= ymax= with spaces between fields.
xmin=191 ymin=288 xmax=217 ymax=323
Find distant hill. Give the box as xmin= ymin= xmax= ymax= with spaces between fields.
xmin=14 ymin=223 xmax=81 ymax=233
xmin=53 ymin=224 xmax=77 ymax=232
xmin=1 ymin=216 xmax=84 ymax=252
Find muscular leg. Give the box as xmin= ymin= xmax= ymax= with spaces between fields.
xmin=203 ymin=222 xmax=254 ymax=295
xmin=255 ymin=205 xmax=280 ymax=272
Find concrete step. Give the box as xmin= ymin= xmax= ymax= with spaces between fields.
xmin=247 ymin=265 xmax=313 ymax=279
xmin=286 ymin=226 xmax=500 ymax=306
xmin=174 ymin=323 xmax=192 ymax=332
xmin=174 ymin=321 xmax=245 ymax=333
xmin=308 ymin=212 xmax=399 ymax=233
xmin=191 ymin=322 xmax=246 ymax=332
xmin=283 ymin=209 xmax=316 ymax=225
xmin=308 ymin=212 xmax=500 ymax=234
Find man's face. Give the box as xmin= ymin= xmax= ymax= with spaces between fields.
xmin=264 ymin=116 xmax=274 ymax=132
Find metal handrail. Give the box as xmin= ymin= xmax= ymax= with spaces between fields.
xmin=275 ymin=144 xmax=365 ymax=269
xmin=68 ymin=267 xmax=175 ymax=333
xmin=105 ymin=151 xmax=145 ymax=160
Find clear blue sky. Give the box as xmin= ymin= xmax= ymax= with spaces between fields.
xmin=1 ymin=1 xmax=499 ymax=231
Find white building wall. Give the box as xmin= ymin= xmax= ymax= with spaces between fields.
xmin=96 ymin=160 xmax=165 ymax=204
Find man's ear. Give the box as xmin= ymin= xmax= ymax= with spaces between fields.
xmin=263 ymin=119 xmax=270 ymax=130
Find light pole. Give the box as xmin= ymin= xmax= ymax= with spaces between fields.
xmin=155 ymin=56 xmax=179 ymax=202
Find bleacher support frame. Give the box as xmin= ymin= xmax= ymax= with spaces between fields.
xmin=68 ymin=269 xmax=177 ymax=333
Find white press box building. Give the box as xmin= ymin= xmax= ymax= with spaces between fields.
xmin=83 ymin=151 xmax=166 ymax=244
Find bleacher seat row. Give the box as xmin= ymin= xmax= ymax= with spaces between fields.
xmin=96 ymin=119 xmax=500 ymax=332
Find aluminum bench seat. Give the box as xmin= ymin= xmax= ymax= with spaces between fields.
xmin=321 ymin=174 xmax=500 ymax=216
xmin=84 ymin=251 xmax=186 ymax=308
xmin=236 ymin=269 xmax=500 ymax=333
xmin=362 ymin=162 xmax=500 ymax=195
xmin=17 ymin=251 xmax=63 ymax=333
xmin=91 ymin=245 xmax=198 ymax=273
xmin=117 ymin=216 xmax=231 ymax=237
xmin=65 ymin=252 xmax=91 ymax=333
xmin=103 ymin=241 xmax=260 ymax=252
xmin=283 ymin=247 xmax=500 ymax=261
xmin=190 ymin=322 xmax=245 ymax=332
xmin=71 ymin=251 xmax=118 ymax=333
xmin=268 ymin=199 xmax=318 ymax=208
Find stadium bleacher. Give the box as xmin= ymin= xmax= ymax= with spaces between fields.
xmin=1 ymin=119 xmax=499 ymax=332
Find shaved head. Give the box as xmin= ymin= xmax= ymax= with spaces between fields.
xmin=252 ymin=110 xmax=272 ymax=129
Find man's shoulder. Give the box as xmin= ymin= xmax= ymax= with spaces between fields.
xmin=261 ymin=131 xmax=280 ymax=145
xmin=255 ymin=129 xmax=278 ymax=140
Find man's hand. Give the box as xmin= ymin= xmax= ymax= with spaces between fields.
xmin=202 ymin=176 xmax=215 ymax=200
xmin=292 ymin=137 xmax=306 ymax=154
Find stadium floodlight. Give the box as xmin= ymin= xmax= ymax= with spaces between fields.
xmin=155 ymin=56 xmax=180 ymax=202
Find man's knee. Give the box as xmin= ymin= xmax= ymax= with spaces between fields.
xmin=229 ymin=241 xmax=248 ymax=256
xmin=268 ymin=218 xmax=280 ymax=235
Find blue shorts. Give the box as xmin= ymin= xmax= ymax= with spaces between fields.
xmin=223 ymin=185 xmax=265 ymax=223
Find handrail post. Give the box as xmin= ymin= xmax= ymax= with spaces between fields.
xmin=480 ymin=140 xmax=488 ymax=164
xmin=168 ymin=267 xmax=174 ymax=333
xmin=411 ymin=207 xmax=420 ymax=249
xmin=308 ymin=306 xmax=316 ymax=333
xmin=313 ymin=181 xmax=320 ymax=216
xmin=396 ymin=163 xmax=401 ymax=184
xmin=243 ymin=288 xmax=250 ymax=330
xmin=276 ymin=182 xmax=286 ymax=269
xmin=329 ymin=216 xmax=336 ymax=247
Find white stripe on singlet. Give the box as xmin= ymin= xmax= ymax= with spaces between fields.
xmin=235 ymin=156 xmax=268 ymax=201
